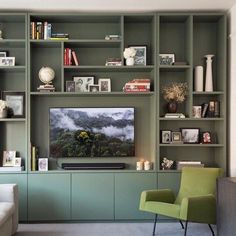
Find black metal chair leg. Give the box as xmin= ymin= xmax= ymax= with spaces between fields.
xmin=179 ymin=220 xmax=184 ymax=229
xmin=184 ymin=221 xmax=188 ymax=236
xmin=152 ymin=214 xmax=157 ymax=236
xmin=208 ymin=224 xmax=215 ymax=236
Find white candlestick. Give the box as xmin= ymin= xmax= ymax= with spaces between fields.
xmin=205 ymin=54 xmax=214 ymax=92
xmin=194 ymin=66 xmax=203 ymax=91
xmin=136 ymin=161 xmax=144 ymax=171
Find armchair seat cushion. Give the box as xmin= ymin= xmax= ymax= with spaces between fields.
xmin=0 ymin=203 xmax=14 ymax=227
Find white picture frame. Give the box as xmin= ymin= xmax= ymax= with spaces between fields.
xmin=161 ymin=130 xmax=171 ymax=144
xmin=73 ymin=76 xmax=94 ymax=92
xmin=129 ymin=46 xmax=147 ymax=66
xmin=89 ymin=84 xmax=100 ymax=92
xmin=38 ymin=158 xmax=48 ymax=171
xmin=0 ymin=51 xmax=7 ymax=57
xmin=98 ymin=78 xmax=111 ymax=92
xmin=3 ymin=151 xmax=16 ymax=166
xmin=192 ymin=106 xmax=202 ymax=118
xmin=14 ymin=157 xmax=22 ymax=167
xmin=0 ymin=57 xmax=15 ymax=66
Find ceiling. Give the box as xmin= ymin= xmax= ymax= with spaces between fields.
xmin=0 ymin=0 xmax=236 ymax=11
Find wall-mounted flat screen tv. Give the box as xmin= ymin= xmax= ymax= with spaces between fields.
xmin=49 ymin=108 xmax=135 ymax=157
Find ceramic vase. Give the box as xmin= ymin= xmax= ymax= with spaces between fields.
xmin=126 ymin=57 xmax=135 ymax=66
xmin=167 ymin=101 xmax=178 ymax=113
xmin=205 ymin=54 xmax=214 ymax=92
xmin=194 ymin=66 xmax=203 ymax=91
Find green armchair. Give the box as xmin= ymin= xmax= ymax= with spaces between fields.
xmin=140 ymin=167 xmax=223 ymax=236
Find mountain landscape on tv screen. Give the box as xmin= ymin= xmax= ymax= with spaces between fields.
xmin=50 ymin=108 xmax=135 ymax=157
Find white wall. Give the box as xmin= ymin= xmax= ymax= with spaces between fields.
xmin=229 ymin=4 xmax=236 ymax=176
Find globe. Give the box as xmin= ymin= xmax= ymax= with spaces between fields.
xmin=38 ymin=66 xmax=55 ymax=85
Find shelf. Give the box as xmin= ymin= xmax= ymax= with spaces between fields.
xmin=159 ymin=117 xmax=224 ymax=121
xmin=159 ymin=144 xmax=224 ymax=147
xmin=193 ymin=91 xmax=224 ymax=95
xmin=64 ymin=39 xmax=121 ymax=48
xmin=159 ymin=65 xmax=191 ymax=71
xmin=0 ymin=39 xmax=26 ymax=47
xmin=0 ymin=118 xmax=26 ymax=122
xmin=0 ymin=66 xmax=26 ymax=72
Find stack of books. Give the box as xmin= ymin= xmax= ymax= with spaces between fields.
xmin=105 ymin=34 xmax=121 ymax=40
xmin=0 ymin=166 xmax=24 ymax=172
xmin=50 ymin=33 xmax=69 ymax=40
xmin=176 ymin=161 xmax=204 ymax=170
xmin=164 ymin=113 xmax=186 ymax=118
xmin=123 ymin=79 xmax=151 ymax=92
xmin=37 ymin=84 xmax=55 ymax=92
xmin=64 ymin=48 xmax=79 ymax=66
xmin=105 ymin=58 xmax=122 ymax=66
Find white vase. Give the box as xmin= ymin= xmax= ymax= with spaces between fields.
xmin=126 ymin=57 xmax=135 ymax=66
xmin=205 ymin=54 xmax=214 ymax=92
xmin=0 ymin=108 xmax=7 ymax=118
xmin=194 ymin=66 xmax=203 ymax=92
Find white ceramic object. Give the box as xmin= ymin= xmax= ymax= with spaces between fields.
xmin=205 ymin=55 xmax=214 ymax=92
xmin=194 ymin=66 xmax=203 ymax=92
xmin=126 ymin=57 xmax=135 ymax=66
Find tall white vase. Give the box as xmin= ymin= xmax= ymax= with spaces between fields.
xmin=204 ymin=54 xmax=214 ymax=92
xmin=194 ymin=66 xmax=203 ymax=91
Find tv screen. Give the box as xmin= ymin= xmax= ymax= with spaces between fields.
xmin=49 ymin=108 xmax=135 ymax=157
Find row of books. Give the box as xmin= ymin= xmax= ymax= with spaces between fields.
xmin=31 ymin=21 xmax=69 ymax=40
xmin=105 ymin=58 xmax=122 ymax=66
xmin=201 ymin=101 xmax=220 ymax=118
xmin=123 ymin=79 xmax=151 ymax=92
xmin=64 ymin=48 xmax=79 ymax=66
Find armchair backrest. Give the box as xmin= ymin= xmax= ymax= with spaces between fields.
xmin=175 ymin=167 xmax=223 ymax=204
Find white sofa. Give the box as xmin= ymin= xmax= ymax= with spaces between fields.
xmin=0 ymin=184 xmax=18 ymax=236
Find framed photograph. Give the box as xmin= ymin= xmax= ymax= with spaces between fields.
xmin=172 ymin=131 xmax=182 ymax=143
xmin=2 ymin=91 xmax=25 ymax=118
xmin=202 ymin=131 xmax=211 ymax=144
xmin=0 ymin=57 xmax=15 ymax=66
xmin=14 ymin=157 xmax=22 ymax=167
xmin=129 ymin=46 xmax=147 ymax=65
xmin=89 ymin=84 xmax=100 ymax=92
xmin=2 ymin=151 xmax=16 ymax=166
xmin=38 ymin=158 xmax=48 ymax=171
xmin=159 ymin=54 xmax=175 ymax=65
xmin=0 ymin=51 xmax=7 ymax=57
xmin=181 ymin=128 xmax=200 ymax=144
xmin=73 ymin=76 xmax=94 ymax=92
xmin=98 ymin=78 xmax=111 ymax=92
xmin=192 ymin=106 xmax=202 ymax=118
xmin=66 ymin=81 xmax=75 ymax=92
xmin=161 ymin=130 xmax=171 ymax=144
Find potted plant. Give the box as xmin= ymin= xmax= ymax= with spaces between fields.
xmin=0 ymin=100 xmax=7 ymax=118
xmin=161 ymin=82 xmax=188 ymax=113
xmin=123 ymin=47 xmax=136 ymax=66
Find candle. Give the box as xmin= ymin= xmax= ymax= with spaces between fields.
xmin=136 ymin=161 xmax=144 ymax=171
xmin=144 ymin=161 xmax=151 ymax=170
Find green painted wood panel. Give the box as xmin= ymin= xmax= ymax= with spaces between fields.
xmin=115 ymin=172 xmax=157 ymax=220
xmin=71 ymin=173 xmax=114 ymax=220
xmin=28 ymin=173 xmax=70 ymax=221
xmin=0 ymin=174 xmax=27 ymax=221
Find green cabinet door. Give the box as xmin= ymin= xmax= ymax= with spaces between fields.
xmin=0 ymin=174 xmax=27 ymax=221
xmin=115 ymin=172 xmax=157 ymax=220
xmin=71 ymin=173 xmax=114 ymax=220
xmin=28 ymin=173 xmax=70 ymax=221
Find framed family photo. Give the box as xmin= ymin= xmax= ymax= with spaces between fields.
xmin=159 ymin=54 xmax=175 ymax=65
xmin=0 ymin=57 xmax=15 ymax=66
xmin=181 ymin=128 xmax=200 ymax=144
xmin=66 ymin=81 xmax=75 ymax=92
xmin=129 ymin=45 xmax=147 ymax=66
xmin=73 ymin=76 xmax=94 ymax=92
xmin=89 ymin=84 xmax=100 ymax=92
xmin=2 ymin=91 xmax=25 ymax=118
xmin=161 ymin=130 xmax=171 ymax=144
xmin=38 ymin=158 xmax=48 ymax=171
xmin=2 ymin=150 xmax=16 ymax=166
xmin=98 ymin=78 xmax=111 ymax=92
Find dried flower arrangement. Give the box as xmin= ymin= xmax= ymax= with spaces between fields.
xmin=161 ymin=157 xmax=174 ymax=170
xmin=161 ymin=82 xmax=188 ymax=103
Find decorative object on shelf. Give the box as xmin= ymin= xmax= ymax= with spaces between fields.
xmin=194 ymin=66 xmax=204 ymax=91
xmin=105 ymin=34 xmax=120 ymax=40
xmin=98 ymin=78 xmax=111 ymax=92
xmin=2 ymin=91 xmax=25 ymax=118
xmin=0 ymin=99 xmax=7 ymax=118
xmin=2 ymin=150 xmax=16 ymax=167
xmin=171 ymin=132 xmax=182 ymax=143
xmin=89 ymin=84 xmax=100 ymax=92
xmin=129 ymin=46 xmax=147 ymax=66
xmin=144 ymin=160 xmax=151 ymax=170
xmin=14 ymin=157 xmax=22 ymax=167
xmin=73 ymin=76 xmax=94 ymax=92
xmin=161 ymin=157 xmax=174 ymax=170
xmin=192 ymin=106 xmax=202 ymax=118
xmin=181 ymin=128 xmax=200 ymax=144
xmin=123 ymin=47 xmax=136 ymax=66
xmin=164 ymin=113 xmax=185 ymax=118
xmin=176 ymin=161 xmax=204 ymax=170
xmin=161 ymin=130 xmax=171 ymax=144
xmin=66 ymin=81 xmax=75 ymax=92
xmin=161 ymin=82 xmax=188 ymax=113
xmin=204 ymin=54 xmax=214 ymax=91
xmin=0 ymin=51 xmax=7 ymax=57
xmin=201 ymin=131 xmax=212 ymax=144
xmin=0 ymin=30 xmax=2 ymax=39
xmin=159 ymin=54 xmax=175 ymax=65
xmin=0 ymin=57 xmax=15 ymax=66
xmin=38 ymin=66 xmax=55 ymax=92
xmin=38 ymin=158 xmax=48 ymax=171
xmin=136 ymin=161 xmax=144 ymax=171
xmin=123 ymin=79 xmax=150 ymax=92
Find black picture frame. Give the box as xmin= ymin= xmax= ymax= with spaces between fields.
xmin=2 ymin=91 xmax=25 ymax=118
xmin=180 ymin=128 xmax=200 ymax=144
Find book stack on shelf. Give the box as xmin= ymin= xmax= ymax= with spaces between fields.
xmin=0 ymin=166 xmax=24 ymax=172
xmin=105 ymin=34 xmax=121 ymax=40
xmin=176 ymin=161 xmax=204 ymax=170
xmin=105 ymin=58 xmax=122 ymax=66
xmin=123 ymin=79 xmax=151 ymax=92
xmin=37 ymin=84 xmax=55 ymax=92
xmin=64 ymin=48 xmax=79 ymax=66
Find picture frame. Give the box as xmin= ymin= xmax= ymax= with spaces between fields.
xmin=202 ymin=131 xmax=211 ymax=144
xmin=66 ymin=81 xmax=75 ymax=92
xmin=129 ymin=45 xmax=147 ymax=66
xmin=2 ymin=91 xmax=25 ymax=118
xmin=98 ymin=78 xmax=111 ymax=92
xmin=89 ymin=84 xmax=100 ymax=92
xmin=192 ymin=106 xmax=202 ymax=118
xmin=161 ymin=130 xmax=171 ymax=144
xmin=159 ymin=54 xmax=175 ymax=65
xmin=181 ymin=128 xmax=200 ymax=144
xmin=0 ymin=51 xmax=7 ymax=57
xmin=171 ymin=131 xmax=182 ymax=143
xmin=2 ymin=151 xmax=16 ymax=167
xmin=0 ymin=57 xmax=15 ymax=66
xmin=14 ymin=157 xmax=22 ymax=167
xmin=38 ymin=158 xmax=48 ymax=171
xmin=73 ymin=76 xmax=94 ymax=92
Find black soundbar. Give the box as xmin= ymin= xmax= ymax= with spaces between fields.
xmin=61 ymin=163 xmax=125 ymax=170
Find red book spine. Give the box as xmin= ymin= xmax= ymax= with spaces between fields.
xmin=72 ymin=50 xmax=79 ymax=66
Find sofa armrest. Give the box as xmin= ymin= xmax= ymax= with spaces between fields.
xmin=140 ymin=189 xmax=175 ymax=210
xmin=180 ymin=194 xmax=216 ymax=224
xmin=0 ymin=184 xmax=19 ymax=234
